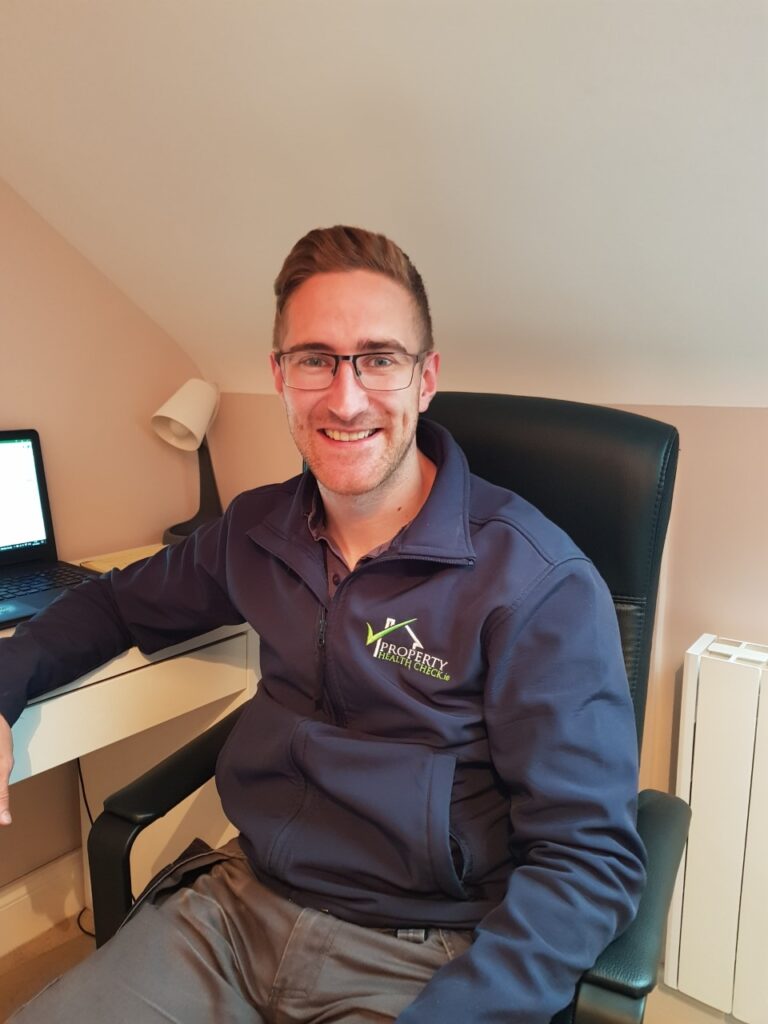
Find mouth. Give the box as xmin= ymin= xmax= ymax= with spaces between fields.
xmin=321 ymin=428 xmax=379 ymax=442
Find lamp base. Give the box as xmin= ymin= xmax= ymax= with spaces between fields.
xmin=163 ymin=523 xmax=202 ymax=546
xmin=162 ymin=437 xmax=222 ymax=545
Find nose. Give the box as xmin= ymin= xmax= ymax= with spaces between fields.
xmin=324 ymin=359 xmax=370 ymax=421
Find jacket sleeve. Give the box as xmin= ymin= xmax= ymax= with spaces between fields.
xmin=397 ymin=558 xmax=646 ymax=1024
xmin=0 ymin=512 xmax=243 ymax=726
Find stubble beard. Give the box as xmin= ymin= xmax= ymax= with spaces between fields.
xmin=293 ymin=418 xmax=419 ymax=500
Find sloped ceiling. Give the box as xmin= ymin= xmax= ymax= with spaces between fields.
xmin=0 ymin=1 xmax=766 ymax=403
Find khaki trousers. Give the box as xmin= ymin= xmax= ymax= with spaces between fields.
xmin=12 ymin=839 xmax=474 ymax=1023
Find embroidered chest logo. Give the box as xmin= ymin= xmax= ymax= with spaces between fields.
xmin=365 ymin=617 xmax=451 ymax=682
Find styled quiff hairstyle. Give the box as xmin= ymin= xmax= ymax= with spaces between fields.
xmin=273 ymin=225 xmax=433 ymax=351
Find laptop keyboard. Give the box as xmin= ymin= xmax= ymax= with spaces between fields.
xmin=0 ymin=566 xmax=91 ymax=600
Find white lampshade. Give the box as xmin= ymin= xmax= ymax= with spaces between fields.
xmin=151 ymin=379 xmax=219 ymax=451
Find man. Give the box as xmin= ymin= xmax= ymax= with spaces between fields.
xmin=0 ymin=226 xmax=645 ymax=1023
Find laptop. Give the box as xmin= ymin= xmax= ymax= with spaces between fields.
xmin=0 ymin=429 xmax=98 ymax=629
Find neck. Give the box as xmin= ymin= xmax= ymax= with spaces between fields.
xmin=319 ymin=447 xmax=436 ymax=569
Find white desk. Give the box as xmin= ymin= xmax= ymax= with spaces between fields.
xmin=8 ymin=623 xmax=259 ymax=905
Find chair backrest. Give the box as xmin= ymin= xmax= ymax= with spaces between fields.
xmin=423 ymin=392 xmax=678 ymax=751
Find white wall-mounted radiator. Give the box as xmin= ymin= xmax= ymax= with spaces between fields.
xmin=665 ymin=634 xmax=768 ymax=1024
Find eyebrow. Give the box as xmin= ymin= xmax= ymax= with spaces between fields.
xmin=280 ymin=338 xmax=409 ymax=355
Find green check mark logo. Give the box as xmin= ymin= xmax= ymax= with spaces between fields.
xmin=365 ymin=618 xmax=418 ymax=646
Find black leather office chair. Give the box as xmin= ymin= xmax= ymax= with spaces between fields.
xmin=88 ymin=392 xmax=690 ymax=1024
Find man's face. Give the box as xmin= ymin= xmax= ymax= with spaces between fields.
xmin=271 ymin=270 xmax=439 ymax=498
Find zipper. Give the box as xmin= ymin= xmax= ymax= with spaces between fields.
xmin=315 ymin=581 xmax=354 ymax=728
xmin=316 ymin=604 xmax=340 ymax=724
xmin=318 ymin=605 xmax=327 ymax=650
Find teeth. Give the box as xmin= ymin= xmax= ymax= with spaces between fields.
xmin=324 ymin=429 xmax=375 ymax=442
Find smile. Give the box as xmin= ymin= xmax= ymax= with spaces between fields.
xmin=322 ymin=429 xmax=378 ymax=442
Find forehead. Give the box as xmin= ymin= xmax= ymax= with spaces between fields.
xmin=282 ymin=270 xmax=419 ymax=350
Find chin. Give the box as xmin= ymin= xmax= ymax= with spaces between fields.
xmin=305 ymin=451 xmax=395 ymax=497
xmin=311 ymin=467 xmax=386 ymax=497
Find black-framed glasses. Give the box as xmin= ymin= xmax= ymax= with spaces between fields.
xmin=276 ymin=350 xmax=426 ymax=392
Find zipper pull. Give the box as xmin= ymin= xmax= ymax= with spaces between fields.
xmin=318 ymin=607 xmax=327 ymax=648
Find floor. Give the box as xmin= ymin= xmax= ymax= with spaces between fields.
xmin=0 ymin=916 xmax=732 ymax=1024
xmin=645 ymin=984 xmax=731 ymax=1024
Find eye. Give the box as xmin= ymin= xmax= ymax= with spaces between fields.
xmin=360 ymin=353 xmax=399 ymax=370
xmin=296 ymin=353 xmax=334 ymax=370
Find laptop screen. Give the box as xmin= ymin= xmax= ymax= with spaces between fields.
xmin=0 ymin=430 xmax=57 ymax=566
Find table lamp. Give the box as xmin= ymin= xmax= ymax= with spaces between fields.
xmin=151 ymin=378 xmax=223 ymax=544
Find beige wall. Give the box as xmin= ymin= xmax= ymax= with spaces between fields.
xmin=207 ymin=392 xmax=300 ymax=502
xmin=210 ymin=393 xmax=768 ymax=799
xmin=628 ymin=405 xmax=768 ymax=793
xmin=0 ymin=178 xmax=204 ymax=558
xmin=0 ymin=179 xmax=202 ymax=886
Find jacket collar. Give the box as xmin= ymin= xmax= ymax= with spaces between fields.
xmin=246 ymin=418 xmax=476 ymax=584
xmin=387 ymin=418 xmax=475 ymax=563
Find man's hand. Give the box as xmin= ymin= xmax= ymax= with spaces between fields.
xmin=0 ymin=714 xmax=13 ymax=825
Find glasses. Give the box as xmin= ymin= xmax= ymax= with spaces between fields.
xmin=277 ymin=350 xmax=426 ymax=392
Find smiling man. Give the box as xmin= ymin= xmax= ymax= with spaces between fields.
xmin=0 ymin=227 xmax=645 ymax=1024
xmin=270 ymin=259 xmax=439 ymax=569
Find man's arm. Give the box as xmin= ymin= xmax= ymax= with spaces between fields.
xmin=397 ymin=560 xmax=646 ymax=1024
xmin=0 ymin=511 xmax=244 ymax=820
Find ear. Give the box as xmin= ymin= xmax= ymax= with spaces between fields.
xmin=270 ymin=351 xmax=285 ymax=397
xmin=417 ymin=351 xmax=440 ymax=413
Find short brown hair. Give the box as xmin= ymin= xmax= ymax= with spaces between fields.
xmin=273 ymin=225 xmax=433 ymax=351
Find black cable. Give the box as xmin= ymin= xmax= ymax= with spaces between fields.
xmin=76 ymin=906 xmax=95 ymax=938
xmin=77 ymin=757 xmax=94 ymax=826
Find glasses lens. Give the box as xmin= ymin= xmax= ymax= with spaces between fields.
xmin=281 ymin=352 xmax=336 ymax=390
xmin=356 ymin=352 xmax=415 ymax=391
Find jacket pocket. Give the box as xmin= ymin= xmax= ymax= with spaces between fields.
xmin=271 ymin=720 xmax=468 ymax=901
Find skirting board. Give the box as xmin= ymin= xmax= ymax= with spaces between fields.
xmin=0 ymin=851 xmax=84 ymax=960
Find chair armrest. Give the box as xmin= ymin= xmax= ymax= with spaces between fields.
xmin=583 ymin=788 xmax=691 ymax=998
xmin=88 ymin=705 xmax=244 ymax=946
xmin=102 ymin=705 xmax=244 ymax=824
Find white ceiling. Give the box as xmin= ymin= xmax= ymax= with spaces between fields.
xmin=1 ymin=1 xmax=766 ymax=404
